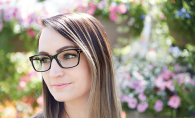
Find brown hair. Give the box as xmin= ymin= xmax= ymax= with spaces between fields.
xmin=32 ymin=12 xmax=122 ymax=118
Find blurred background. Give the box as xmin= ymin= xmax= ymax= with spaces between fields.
xmin=0 ymin=0 xmax=195 ymax=118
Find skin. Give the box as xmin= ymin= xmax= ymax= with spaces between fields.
xmin=39 ymin=27 xmax=91 ymax=118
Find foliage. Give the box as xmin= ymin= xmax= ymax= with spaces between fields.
xmin=74 ymin=0 xmax=147 ymax=38
xmin=0 ymin=1 xmax=45 ymax=117
xmin=157 ymin=0 xmax=195 ymax=83
xmin=160 ymin=0 xmax=195 ymax=48
xmin=115 ymin=39 xmax=195 ymax=118
xmin=114 ymin=5 xmax=195 ymax=117
xmin=0 ymin=21 xmax=38 ymax=53
xmin=0 ymin=51 xmax=43 ymax=117
xmin=0 ymin=4 xmax=40 ymax=53
xmin=169 ymin=44 xmax=195 ymax=81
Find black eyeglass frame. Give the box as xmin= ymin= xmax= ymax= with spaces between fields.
xmin=29 ymin=49 xmax=82 ymax=72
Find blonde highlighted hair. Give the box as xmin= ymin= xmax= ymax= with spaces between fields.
xmin=32 ymin=12 xmax=122 ymax=118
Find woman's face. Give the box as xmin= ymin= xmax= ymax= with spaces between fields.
xmin=38 ymin=27 xmax=91 ymax=102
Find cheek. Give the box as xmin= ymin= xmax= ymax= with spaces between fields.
xmin=71 ymin=55 xmax=92 ymax=92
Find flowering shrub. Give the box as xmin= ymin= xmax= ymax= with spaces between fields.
xmin=0 ymin=5 xmax=40 ymax=52
xmin=113 ymin=4 xmax=195 ymax=116
xmin=0 ymin=1 xmax=48 ymax=117
xmin=74 ymin=0 xmax=147 ymax=38
xmin=114 ymin=28 xmax=195 ymax=117
xmin=0 ymin=52 xmax=43 ymax=117
xmin=160 ymin=0 xmax=195 ymax=47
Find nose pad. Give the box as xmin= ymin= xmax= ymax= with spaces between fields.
xmin=49 ymin=59 xmax=64 ymax=78
xmin=50 ymin=59 xmax=59 ymax=68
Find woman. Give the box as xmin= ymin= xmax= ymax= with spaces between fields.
xmin=29 ymin=12 xmax=122 ymax=118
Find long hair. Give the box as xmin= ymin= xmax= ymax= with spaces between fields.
xmin=33 ymin=12 xmax=122 ymax=118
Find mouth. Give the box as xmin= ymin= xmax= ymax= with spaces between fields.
xmin=52 ymin=83 xmax=71 ymax=90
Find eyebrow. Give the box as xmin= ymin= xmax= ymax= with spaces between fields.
xmin=38 ymin=45 xmax=78 ymax=55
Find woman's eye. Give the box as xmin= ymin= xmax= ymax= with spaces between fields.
xmin=63 ymin=54 xmax=76 ymax=60
xmin=41 ymin=58 xmax=50 ymax=63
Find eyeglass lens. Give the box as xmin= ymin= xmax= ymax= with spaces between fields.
xmin=31 ymin=50 xmax=79 ymax=71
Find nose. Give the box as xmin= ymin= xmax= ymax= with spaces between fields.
xmin=49 ymin=59 xmax=65 ymax=79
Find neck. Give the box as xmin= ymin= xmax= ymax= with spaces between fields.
xmin=63 ymin=94 xmax=89 ymax=118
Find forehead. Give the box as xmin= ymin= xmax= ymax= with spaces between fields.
xmin=38 ymin=27 xmax=76 ymax=54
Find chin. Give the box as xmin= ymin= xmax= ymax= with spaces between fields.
xmin=51 ymin=92 xmax=73 ymax=102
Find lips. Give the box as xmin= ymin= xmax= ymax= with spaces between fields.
xmin=52 ymin=83 xmax=71 ymax=90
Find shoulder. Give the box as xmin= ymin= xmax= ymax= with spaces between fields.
xmin=30 ymin=112 xmax=44 ymax=118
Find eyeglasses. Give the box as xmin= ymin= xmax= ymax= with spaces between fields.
xmin=29 ymin=49 xmax=82 ymax=72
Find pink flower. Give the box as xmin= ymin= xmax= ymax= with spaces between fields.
xmin=20 ymin=71 xmax=37 ymax=84
xmin=109 ymin=6 xmax=117 ymax=13
xmin=174 ymin=64 xmax=181 ymax=72
xmin=109 ymin=12 xmax=118 ymax=21
xmin=27 ymin=12 xmax=38 ymax=25
xmin=28 ymin=71 xmax=38 ymax=77
xmin=135 ymin=85 xmax=145 ymax=93
xmin=127 ymin=97 xmax=137 ymax=109
xmin=3 ymin=12 xmax=13 ymax=21
xmin=89 ymin=1 xmax=96 ymax=9
xmin=37 ymin=95 xmax=43 ymax=107
xmin=0 ymin=20 xmax=3 ymax=32
xmin=12 ymin=7 xmax=22 ymax=20
xmin=138 ymin=93 xmax=146 ymax=101
xmin=86 ymin=2 xmax=97 ymax=16
xmin=167 ymin=95 xmax=180 ymax=109
xmin=137 ymin=102 xmax=148 ymax=113
xmin=19 ymin=81 xmax=27 ymax=88
xmin=18 ymin=71 xmax=37 ymax=91
xmin=97 ymin=0 xmax=106 ymax=10
xmin=20 ymin=76 xmax=30 ymax=83
xmin=3 ymin=7 xmax=15 ymax=21
xmin=117 ymin=4 xmax=127 ymax=14
xmin=123 ymin=72 xmax=131 ymax=80
xmin=130 ymin=80 xmax=138 ymax=89
xmin=175 ymin=73 xmax=191 ymax=85
xmin=6 ymin=0 xmax=10 ymax=4
xmin=87 ymin=8 xmax=96 ymax=16
xmin=166 ymin=80 xmax=175 ymax=91
xmin=191 ymin=79 xmax=195 ymax=86
xmin=161 ymin=69 xmax=174 ymax=80
xmin=109 ymin=2 xmax=117 ymax=13
xmin=154 ymin=100 xmax=163 ymax=112
xmin=116 ymin=72 xmax=129 ymax=88
xmin=121 ymin=94 xmax=130 ymax=102
xmin=76 ymin=6 xmax=88 ymax=12
xmin=121 ymin=111 xmax=126 ymax=118
xmin=175 ymin=73 xmax=185 ymax=85
xmin=27 ymin=29 xmax=36 ymax=38
xmin=17 ymin=80 xmax=27 ymax=91
xmin=155 ymin=76 xmax=166 ymax=90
